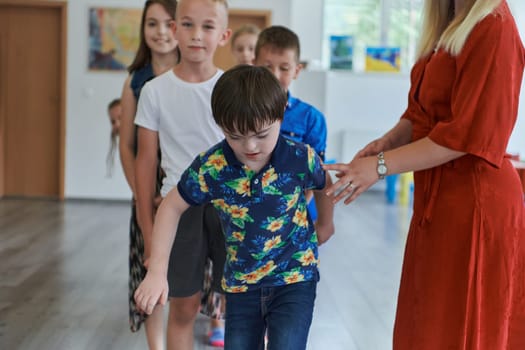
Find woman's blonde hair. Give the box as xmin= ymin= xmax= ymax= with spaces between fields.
xmin=417 ymin=0 xmax=502 ymax=59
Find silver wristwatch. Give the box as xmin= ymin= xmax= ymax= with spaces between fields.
xmin=377 ymin=152 xmax=387 ymax=180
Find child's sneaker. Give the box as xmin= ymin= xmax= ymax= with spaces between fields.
xmin=208 ymin=327 xmax=225 ymax=347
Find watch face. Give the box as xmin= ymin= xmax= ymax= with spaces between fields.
xmin=378 ymin=164 xmax=387 ymax=175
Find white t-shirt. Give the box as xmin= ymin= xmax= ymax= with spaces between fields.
xmin=135 ymin=69 xmax=224 ymax=197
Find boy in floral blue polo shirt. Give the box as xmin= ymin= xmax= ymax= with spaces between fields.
xmin=135 ymin=65 xmax=334 ymax=350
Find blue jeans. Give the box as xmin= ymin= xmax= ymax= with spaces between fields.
xmin=224 ymin=281 xmax=317 ymax=350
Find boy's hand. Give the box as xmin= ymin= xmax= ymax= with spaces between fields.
xmin=134 ymin=271 xmax=169 ymax=315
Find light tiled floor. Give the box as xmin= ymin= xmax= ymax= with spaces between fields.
xmin=309 ymin=193 xmax=411 ymax=350
xmin=0 ymin=192 xmax=411 ymax=349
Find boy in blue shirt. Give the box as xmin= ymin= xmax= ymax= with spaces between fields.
xmin=135 ymin=65 xmax=335 ymax=350
xmin=254 ymin=25 xmax=330 ymax=224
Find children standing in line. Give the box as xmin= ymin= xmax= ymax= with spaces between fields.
xmin=106 ymin=98 xmax=121 ymax=178
xmin=254 ymin=25 xmax=333 ymax=236
xmin=135 ymin=64 xmax=334 ymax=350
xmin=230 ymin=24 xmax=260 ymax=65
xmin=118 ymin=1 xmax=178 ymax=348
xmin=134 ymin=0 xmax=231 ymax=348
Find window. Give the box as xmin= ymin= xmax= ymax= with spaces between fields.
xmin=324 ymin=0 xmax=423 ymax=72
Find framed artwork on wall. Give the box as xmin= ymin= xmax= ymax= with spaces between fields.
xmin=88 ymin=7 xmax=142 ymax=71
xmin=365 ymin=47 xmax=401 ymax=72
xmin=329 ymin=35 xmax=353 ymax=70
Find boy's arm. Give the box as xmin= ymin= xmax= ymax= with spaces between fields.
xmin=135 ymin=127 xmax=159 ymax=261
xmin=119 ymin=75 xmax=138 ymax=196
xmin=134 ymin=187 xmax=190 ymax=315
xmin=305 ymin=108 xmax=328 ymax=161
xmin=313 ymin=173 xmax=335 ymax=245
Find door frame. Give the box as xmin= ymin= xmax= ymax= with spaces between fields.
xmin=0 ymin=0 xmax=67 ymax=199
xmin=229 ymin=9 xmax=272 ymax=25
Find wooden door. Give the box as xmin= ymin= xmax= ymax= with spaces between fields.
xmin=214 ymin=9 xmax=271 ymax=71
xmin=0 ymin=1 xmax=66 ymax=199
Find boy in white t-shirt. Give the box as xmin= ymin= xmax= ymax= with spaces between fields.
xmin=134 ymin=0 xmax=231 ymax=348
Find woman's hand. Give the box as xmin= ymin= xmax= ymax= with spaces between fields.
xmin=323 ymin=156 xmax=378 ymax=205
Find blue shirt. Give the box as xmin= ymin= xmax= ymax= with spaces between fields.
xmin=130 ymin=64 xmax=155 ymax=155
xmin=130 ymin=64 xmax=155 ymax=100
xmin=281 ymin=92 xmax=327 ymax=160
xmin=177 ymin=135 xmax=326 ymax=293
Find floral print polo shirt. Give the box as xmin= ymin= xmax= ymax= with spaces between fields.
xmin=177 ymin=135 xmax=326 ymax=293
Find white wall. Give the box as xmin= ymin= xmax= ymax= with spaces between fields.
xmin=290 ymin=0 xmax=324 ymax=63
xmin=229 ymin=0 xmax=290 ymax=26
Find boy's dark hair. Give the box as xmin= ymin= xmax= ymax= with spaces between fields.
xmin=107 ymin=98 xmax=121 ymax=110
xmin=128 ymin=0 xmax=179 ymax=73
xmin=255 ymin=25 xmax=301 ymax=62
xmin=211 ymin=65 xmax=287 ymax=135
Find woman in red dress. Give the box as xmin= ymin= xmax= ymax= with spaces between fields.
xmin=324 ymin=0 xmax=525 ymax=348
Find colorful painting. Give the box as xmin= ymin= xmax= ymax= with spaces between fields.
xmin=365 ymin=47 xmax=401 ymax=72
xmin=330 ymin=35 xmax=353 ymax=70
xmin=88 ymin=7 xmax=142 ymax=71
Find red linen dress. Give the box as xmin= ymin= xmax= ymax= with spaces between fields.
xmin=394 ymin=2 xmax=525 ymax=349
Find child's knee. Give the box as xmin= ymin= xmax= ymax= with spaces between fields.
xmin=168 ymin=295 xmax=200 ymax=324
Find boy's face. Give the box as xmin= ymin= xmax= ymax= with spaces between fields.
xmin=232 ymin=33 xmax=258 ymax=65
xmin=254 ymin=46 xmax=302 ymax=91
xmin=223 ymin=120 xmax=281 ymax=172
xmin=173 ymin=0 xmax=231 ymax=64
xmin=143 ymin=3 xmax=178 ymax=55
